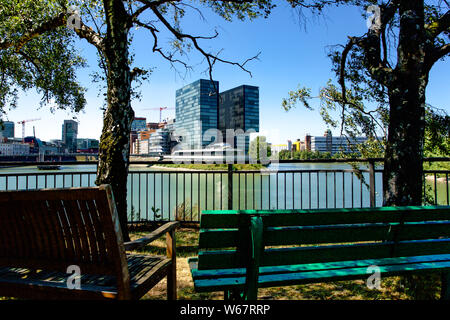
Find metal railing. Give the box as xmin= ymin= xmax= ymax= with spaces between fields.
xmin=0 ymin=158 xmax=449 ymax=224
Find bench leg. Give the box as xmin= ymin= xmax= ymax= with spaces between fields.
xmin=166 ymin=229 xmax=177 ymax=300
xmin=441 ymin=272 xmax=450 ymax=300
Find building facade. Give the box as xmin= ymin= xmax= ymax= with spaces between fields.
xmin=0 ymin=121 xmax=15 ymax=138
xmin=0 ymin=142 xmax=30 ymax=155
xmin=175 ymin=79 xmax=219 ymax=149
xmin=131 ymin=117 xmax=147 ymax=132
xmin=218 ymin=85 xmax=259 ymax=154
xmin=148 ymin=129 xmax=171 ymax=154
xmin=61 ymin=120 xmax=78 ymax=153
xmin=76 ymin=138 xmax=99 ymax=153
xmin=310 ymin=134 xmax=368 ymax=155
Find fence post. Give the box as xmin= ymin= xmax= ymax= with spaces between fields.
xmin=228 ymin=164 xmax=233 ymax=210
xmin=369 ymin=159 xmax=376 ymax=207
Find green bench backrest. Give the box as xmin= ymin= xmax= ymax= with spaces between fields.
xmin=197 ymin=206 xmax=450 ymax=270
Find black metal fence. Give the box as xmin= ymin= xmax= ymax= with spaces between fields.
xmin=0 ymin=159 xmax=449 ymax=224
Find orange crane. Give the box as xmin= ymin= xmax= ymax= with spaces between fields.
xmin=143 ymin=107 xmax=175 ymax=123
xmin=17 ymin=118 xmax=41 ymax=142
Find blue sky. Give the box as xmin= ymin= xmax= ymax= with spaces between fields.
xmin=3 ymin=2 xmax=449 ymax=144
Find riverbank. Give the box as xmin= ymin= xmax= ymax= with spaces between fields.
xmin=147 ymin=163 xmax=267 ymax=171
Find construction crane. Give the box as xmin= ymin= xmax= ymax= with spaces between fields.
xmin=143 ymin=107 xmax=175 ymax=123
xmin=17 ymin=118 xmax=41 ymax=142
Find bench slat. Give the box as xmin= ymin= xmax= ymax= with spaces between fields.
xmin=192 ymin=259 xmax=450 ymax=292
xmin=197 ymin=238 xmax=450 ymax=270
xmin=190 ymin=254 xmax=450 ymax=280
xmin=200 ymin=206 xmax=450 ymax=229
xmin=199 ymin=221 xmax=450 ymax=249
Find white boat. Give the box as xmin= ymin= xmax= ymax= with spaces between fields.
xmin=165 ymin=143 xmax=248 ymax=163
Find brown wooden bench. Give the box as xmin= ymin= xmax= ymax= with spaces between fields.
xmin=0 ymin=184 xmax=179 ymax=300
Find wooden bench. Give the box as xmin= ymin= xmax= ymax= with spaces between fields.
xmin=189 ymin=206 xmax=450 ymax=300
xmin=0 ymin=184 xmax=179 ymax=300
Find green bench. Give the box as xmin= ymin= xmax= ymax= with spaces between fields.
xmin=189 ymin=206 xmax=450 ymax=300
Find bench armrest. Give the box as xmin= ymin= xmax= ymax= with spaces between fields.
xmin=124 ymin=221 xmax=180 ymax=251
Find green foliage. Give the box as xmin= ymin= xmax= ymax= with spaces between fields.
xmin=424 ymin=106 xmax=450 ymax=158
xmin=278 ymin=149 xmax=332 ymax=160
xmin=0 ymin=0 xmax=87 ymax=114
xmin=201 ymin=0 xmax=275 ymax=21
xmin=249 ymin=136 xmax=271 ymax=162
xmin=282 ymin=0 xmax=449 ymax=163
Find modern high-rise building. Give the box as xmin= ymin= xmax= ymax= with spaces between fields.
xmin=131 ymin=117 xmax=147 ymax=132
xmin=175 ymin=79 xmax=219 ymax=149
xmin=218 ymin=85 xmax=259 ymax=154
xmin=0 ymin=121 xmax=15 ymax=138
xmin=61 ymin=120 xmax=78 ymax=153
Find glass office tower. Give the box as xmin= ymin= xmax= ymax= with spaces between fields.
xmin=218 ymin=85 xmax=259 ymax=154
xmin=0 ymin=121 xmax=15 ymax=138
xmin=175 ymin=79 xmax=219 ymax=149
xmin=61 ymin=120 xmax=78 ymax=153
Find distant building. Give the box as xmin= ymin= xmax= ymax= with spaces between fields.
xmin=76 ymin=138 xmax=99 ymax=153
xmin=61 ymin=120 xmax=78 ymax=153
xmin=148 ymin=129 xmax=171 ymax=154
xmin=49 ymin=139 xmax=66 ymax=153
xmin=305 ymin=134 xmax=312 ymax=151
xmin=0 ymin=121 xmax=15 ymax=138
xmin=138 ymin=139 xmax=149 ymax=155
xmin=0 ymin=142 xmax=30 ymax=155
xmin=310 ymin=131 xmax=368 ymax=155
xmin=218 ymin=85 xmax=259 ymax=154
xmin=146 ymin=122 xmax=160 ymax=130
xmin=175 ymin=79 xmax=219 ymax=149
xmin=130 ymin=130 xmax=141 ymax=154
xmin=287 ymin=140 xmax=292 ymax=151
xmin=139 ymin=130 xmax=156 ymax=141
xmin=292 ymin=139 xmax=302 ymax=151
xmin=40 ymin=141 xmax=59 ymax=155
xmin=131 ymin=117 xmax=147 ymax=132
xmin=23 ymin=136 xmax=41 ymax=153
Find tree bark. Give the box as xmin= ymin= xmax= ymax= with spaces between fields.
xmin=95 ymin=0 xmax=133 ymax=241
xmin=384 ymin=78 xmax=427 ymax=206
xmin=382 ymin=1 xmax=437 ymax=298
xmin=383 ymin=0 xmax=428 ymax=207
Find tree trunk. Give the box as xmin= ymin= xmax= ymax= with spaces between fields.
xmin=382 ymin=1 xmax=440 ymax=300
xmin=95 ymin=0 xmax=133 ymax=241
xmin=383 ymin=79 xmax=427 ymax=206
xmin=383 ymin=0 xmax=428 ymax=207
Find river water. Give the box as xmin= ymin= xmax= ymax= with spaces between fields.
xmin=0 ymin=163 xmax=447 ymax=222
